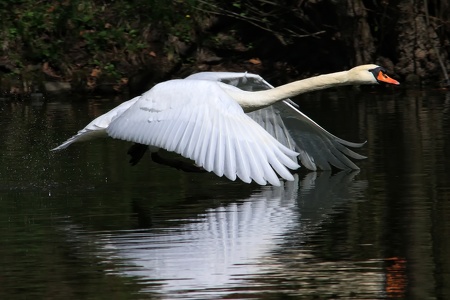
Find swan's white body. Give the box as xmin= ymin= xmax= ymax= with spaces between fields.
xmin=53 ymin=64 xmax=399 ymax=186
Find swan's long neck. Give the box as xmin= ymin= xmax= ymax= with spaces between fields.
xmin=225 ymin=70 xmax=355 ymax=112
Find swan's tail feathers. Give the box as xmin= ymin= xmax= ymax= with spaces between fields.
xmin=51 ymin=138 xmax=76 ymax=151
xmin=51 ymin=128 xmax=108 ymax=151
xmin=52 ymin=96 xmax=141 ymax=151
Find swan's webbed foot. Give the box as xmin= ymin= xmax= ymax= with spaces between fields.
xmin=151 ymin=152 xmax=206 ymax=173
xmin=127 ymin=143 xmax=148 ymax=166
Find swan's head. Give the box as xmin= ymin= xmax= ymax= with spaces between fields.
xmin=349 ymin=64 xmax=400 ymax=85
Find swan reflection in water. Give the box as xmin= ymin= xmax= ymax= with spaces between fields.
xmin=97 ymin=171 xmax=381 ymax=298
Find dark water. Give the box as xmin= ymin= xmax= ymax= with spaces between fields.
xmin=1 ymin=87 xmax=449 ymax=299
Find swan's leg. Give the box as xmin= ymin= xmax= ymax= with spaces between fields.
xmin=127 ymin=143 xmax=148 ymax=166
xmin=150 ymin=152 xmax=206 ymax=173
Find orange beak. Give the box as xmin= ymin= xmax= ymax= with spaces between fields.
xmin=377 ymin=71 xmax=400 ymax=85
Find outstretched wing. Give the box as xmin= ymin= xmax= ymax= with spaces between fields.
xmin=106 ymin=79 xmax=300 ymax=186
xmin=272 ymin=100 xmax=366 ymax=170
xmin=52 ymin=97 xmax=140 ymax=150
xmin=188 ymin=72 xmax=366 ymax=171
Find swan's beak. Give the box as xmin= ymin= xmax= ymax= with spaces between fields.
xmin=377 ymin=71 xmax=400 ymax=85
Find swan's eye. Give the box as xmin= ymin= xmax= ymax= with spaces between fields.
xmin=376 ymin=70 xmax=400 ymax=85
xmin=368 ymin=67 xmax=383 ymax=78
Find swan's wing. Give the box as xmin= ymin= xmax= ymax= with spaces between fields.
xmin=186 ymin=72 xmax=275 ymax=92
xmin=186 ymin=72 xmax=300 ymax=155
xmin=106 ymin=80 xmax=300 ymax=186
xmin=245 ymin=105 xmax=299 ymax=160
xmin=188 ymin=71 xmax=366 ymax=170
xmin=274 ymin=100 xmax=366 ymax=171
xmin=52 ymin=97 xmax=140 ymax=150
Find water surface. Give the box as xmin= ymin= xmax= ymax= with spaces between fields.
xmin=1 ymin=87 xmax=449 ymax=299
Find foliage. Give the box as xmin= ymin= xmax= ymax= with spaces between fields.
xmin=0 ymin=0 xmax=199 ymax=81
xmin=1 ymin=0 xmax=449 ymax=92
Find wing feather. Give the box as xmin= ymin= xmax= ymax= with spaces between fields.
xmin=188 ymin=110 xmax=208 ymax=161
xmin=106 ymin=80 xmax=299 ymax=185
xmin=196 ymin=113 xmax=212 ymax=171
xmin=240 ymin=139 xmax=265 ymax=184
xmin=214 ymin=112 xmax=226 ymax=177
xmin=221 ymin=114 xmax=237 ymax=181
xmin=244 ymin=124 xmax=279 ymax=185
xmin=228 ymin=119 xmax=251 ymax=183
xmin=166 ymin=114 xmax=186 ymax=152
xmin=175 ymin=109 xmax=196 ymax=156
xmin=329 ymin=146 xmax=360 ymax=169
xmin=204 ymin=114 xmax=218 ymax=173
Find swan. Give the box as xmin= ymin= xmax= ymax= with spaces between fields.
xmin=52 ymin=64 xmax=399 ymax=186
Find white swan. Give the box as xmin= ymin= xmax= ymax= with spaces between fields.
xmin=52 ymin=64 xmax=399 ymax=186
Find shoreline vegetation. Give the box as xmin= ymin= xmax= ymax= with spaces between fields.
xmin=1 ymin=0 xmax=449 ymax=97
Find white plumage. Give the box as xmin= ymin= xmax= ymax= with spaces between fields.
xmin=53 ymin=64 xmax=399 ymax=186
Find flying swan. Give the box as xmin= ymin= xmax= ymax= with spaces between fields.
xmin=52 ymin=64 xmax=399 ymax=186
